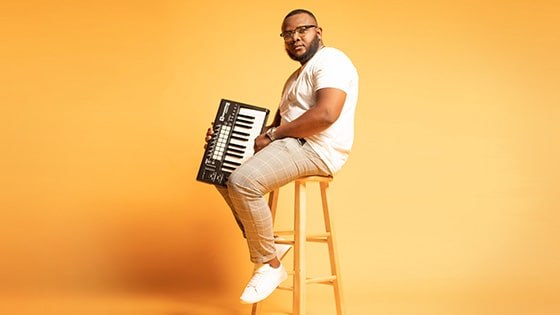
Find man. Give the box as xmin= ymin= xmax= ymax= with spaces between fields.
xmin=205 ymin=8 xmax=358 ymax=304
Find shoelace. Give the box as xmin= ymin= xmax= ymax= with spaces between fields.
xmin=246 ymin=267 xmax=268 ymax=289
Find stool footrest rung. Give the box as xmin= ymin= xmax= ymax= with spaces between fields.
xmin=306 ymin=233 xmax=330 ymax=242
xmin=274 ymin=239 xmax=294 ymax=245
xmin=274 ymin=230 xmax=294 ymax=236
xmin=306 ymin=275 xmax=337 ymax=284
xmin=277 ymin=275 xmax=336 ymax=291
xmin=274 ymin=233 xmax=331 ymax=244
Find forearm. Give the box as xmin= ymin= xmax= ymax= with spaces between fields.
xmin=273 ymin=106 xmax=335 ymax=139
xmin=255 ymin=106 xmax=332 ymax=153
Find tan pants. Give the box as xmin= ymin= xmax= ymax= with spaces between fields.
xmin=216 ymin=137 xmax=331 ymax=264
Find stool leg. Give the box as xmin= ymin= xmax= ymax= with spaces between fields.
xmin=320 ymin=181 xmax=345 ymax=315
xmin=269 ymin=188 xmax=279 ymax=221
xmin=293 ymin=180 xmax=306 ymax=315
xmin=251 ymin=188 xmax=280 ymax=315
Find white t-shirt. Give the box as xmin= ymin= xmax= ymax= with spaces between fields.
xmin=279 ymin=47 xmax=359 ymax=173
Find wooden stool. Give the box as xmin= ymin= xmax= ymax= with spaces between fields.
xmin=252 ymin=175 xmax=345 ymax=315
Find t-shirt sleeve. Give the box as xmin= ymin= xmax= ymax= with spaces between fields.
xmin=313 ymin=50 xmax=355 ymax=93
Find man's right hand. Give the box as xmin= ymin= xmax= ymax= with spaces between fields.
xmin=204 ymin=122 xmax=214 ymax=149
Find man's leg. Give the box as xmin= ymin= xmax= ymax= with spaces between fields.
xmin=227 ymin=138 xmax=329 ymax=303
xmin=228 ymin=138 xmax=329 ymax=264
xmin=216 ymin=185 xmax=246 ymax=237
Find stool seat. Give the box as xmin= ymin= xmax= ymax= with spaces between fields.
xmin=252 ymin=175 xmax=344 ymax=315
xmin=295 ymin=175 xmax=333 ymax=182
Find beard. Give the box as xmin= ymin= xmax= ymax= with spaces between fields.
xmin=286 ymin=34 xmax=321 ymax=64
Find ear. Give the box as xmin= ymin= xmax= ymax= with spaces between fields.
xmin=316 ymin=27 xmax=323 ymax=39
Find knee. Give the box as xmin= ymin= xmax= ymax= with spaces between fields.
xmin=227 ymin=169 xmax=261 ymax=197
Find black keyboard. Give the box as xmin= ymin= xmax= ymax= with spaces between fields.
xmin=197 ymin=99 xmax=270 ymax=186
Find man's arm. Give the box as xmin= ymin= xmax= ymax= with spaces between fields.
xmin=254 ymin=87 xmax=346 ymax=152
xmin=270 ymin=110 xmax=281 ymax=128
xmin=274 ymin=87 xmax=346 ymax=138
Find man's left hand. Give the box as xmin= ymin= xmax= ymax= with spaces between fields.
xmin=254 ymin=133 xmax=272 ymax=153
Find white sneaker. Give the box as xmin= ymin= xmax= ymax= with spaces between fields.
xmin=275 ymin=237 xmax=292 ymax=260
xmin=240 ymin=263 xmax=288 ymax=304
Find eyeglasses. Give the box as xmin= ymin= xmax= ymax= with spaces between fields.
xmin=280 ymin=25 xmax=317 ymax=40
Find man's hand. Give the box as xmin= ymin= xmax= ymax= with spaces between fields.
xmin=253 ymin=133 xmax=272 ymax=153
xmin=204 ymin=122 xmax=214 ymax=149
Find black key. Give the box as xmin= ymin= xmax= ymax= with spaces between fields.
xmin=223 ymin=160 xmax=242 ymax=167
xmin=236 ymin=118 xmax=254 ymax=125
xmin=235 ymin=123 xmax=253 ymax=129
xmin=230 ymin=135 xmax=248 ymax=142
xmin=222 ymin=165 xmax=236 ymax=172
xmin=237 ymin=114 xmax=255 ymax=120
xmin=226 ymin=152 xmax=244 ymax=159
xmin=232 ymin=130 xmax=251 ymax=137
xmin=227 ymin=147 xmax=245 ymax=154
xmin=229 ymin=143 xmax=246 ymax=149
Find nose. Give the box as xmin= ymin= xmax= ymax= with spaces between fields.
xmin=284 ymin=30 xmax=303 ymax=42
xmin=288 ymin=32 xmax=302 ymax=42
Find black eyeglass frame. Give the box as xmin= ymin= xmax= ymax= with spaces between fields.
xmin=280 ymin=25 xmax=318 ymax=40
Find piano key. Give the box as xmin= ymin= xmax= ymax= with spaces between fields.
xmin=227 ymin=147 xmax=245 ymax=155
xmin=224 ymin=156 xmax=245 ymax=166
xmin=226 ymin=151 xmax=244 ymax=158
xmin=223 ymin=160 xmax=242 ymax=167
xmin=229 ymin=137 xmax=247 ymax=146
xmin=228 ymin=147 xmax=249 ymax=157
xmin=232 ymin=130 xmax=251 ymax=137
xmin=237 ymin=113 xmax=255 ymax=120
xmin=230 ymin=135 xmax=248 ymax=142
xmin=222 ymin=165 xmax=236 ymax=172
xmin=236 ymin=118 xmax=254 ymax=125
xmin=234 ymin=123 xmax=253 ymax=129
xmin=228 ymin=142 xmax=245 ymax=149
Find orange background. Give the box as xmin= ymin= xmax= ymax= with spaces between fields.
xmin=1 ymin=1 xmax=559 ymax=314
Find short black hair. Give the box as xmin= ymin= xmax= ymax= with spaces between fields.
xmin=284 ymin=9 xmax=318 ymax=24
